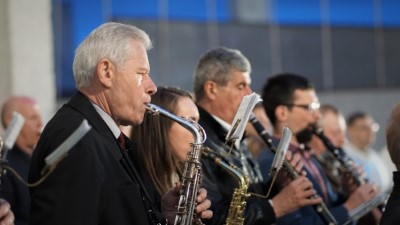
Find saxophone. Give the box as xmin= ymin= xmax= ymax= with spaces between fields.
xmin=145 ymin=103 xmax=207 ymax=225
xmin=202 ymin=147 xmax=250 ymax=225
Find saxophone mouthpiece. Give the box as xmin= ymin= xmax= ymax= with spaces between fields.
xmin=145 ymin=103 xmax=159 ymax=115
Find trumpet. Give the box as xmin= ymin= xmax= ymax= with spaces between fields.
xmin=146 ymin=103 xmax=207 ymax=225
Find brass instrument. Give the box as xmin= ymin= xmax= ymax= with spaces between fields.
xmin=146 ymin=103 xmax=207 ymax=225
xmin=249 ymin=114 xmax=338 ymax=225
xmin=202 ymin=147 xmax=250 ymax=225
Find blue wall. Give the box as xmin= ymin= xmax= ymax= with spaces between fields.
xmin=53 ymin=0 xmax=400 ymax=97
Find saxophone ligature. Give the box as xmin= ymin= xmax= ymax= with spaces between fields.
xmin=146 ymin=103 xmax=207 ymax=225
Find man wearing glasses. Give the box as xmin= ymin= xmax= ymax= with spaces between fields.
xmin=258 ymin=73 xmax=378 ymax=225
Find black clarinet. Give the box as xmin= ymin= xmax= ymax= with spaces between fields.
xmin=249 ymin=114 xmax=338 ymax=225
xmin=312 ymin=126 xmax=386 ymax=217
xmin=312 ymin=126 xmax=364 ymax=186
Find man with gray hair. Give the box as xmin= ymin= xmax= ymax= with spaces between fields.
xmin=194 ymin=47 xmax=321 ymax=225
xmin=29 ymin=22 xmax=211 ymax=225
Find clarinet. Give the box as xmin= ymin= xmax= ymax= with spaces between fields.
xmin=312 ymin=126 xmax=386 ymax=219
xmin=146 ymin=103 xmax=207 ymax=225
xmin=312 ymin=126 xmax=364 ymax=186
xmin=249 ymin=114 xmax=338 ymax=225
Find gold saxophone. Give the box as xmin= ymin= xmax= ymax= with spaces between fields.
xmin=146 ymin=103 xmax=207 ymax=225
xmin=202 ymin=147 xmax=250 ymax=225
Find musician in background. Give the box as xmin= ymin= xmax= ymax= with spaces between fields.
xmin=0 ymin=96 xmax=43 ymax=225
xmin=131 ymin=86 xmax=211 ymax=219
xmin=309 ymin=104 xmax=382 ymax=225
xmin=28 ymin=22 xmax=211 ymax=225
xmin=312 ymin=104 xmax=346 ymax=148
xmin=344 ymin=111 xmax=392 ymax=193
xmin=259 ymin=73 xmax=378 ymax=225
xmin=0 ymin=199 xmax=14 ymax=225
xmin=380 ymin=103 xmax=400 ymax=225
xmin=308 ymin=104 xmax=350 ymax=196
xmin=194 ymin=47 xmax=322 ymax=225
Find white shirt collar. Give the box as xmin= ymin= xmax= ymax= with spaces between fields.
xmin=212 ymin=115 xmax=231 ymax=132
xmin=211 ymin=114 xmax=240 ymax=149
xmin=91 ymin=103 xmax=121 ymax=139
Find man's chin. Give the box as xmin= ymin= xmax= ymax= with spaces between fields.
xmin=121 ymin=117 xmax=144 ymax=127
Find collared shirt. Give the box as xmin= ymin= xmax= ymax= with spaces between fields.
xmin=344 ymin=141 xmax=392 ymax=192
xmin=91 ymin=102 xmax=121 ymax=138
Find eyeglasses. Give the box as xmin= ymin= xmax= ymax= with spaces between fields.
xmin=353 ymin=123 xmax=380 ymax=132
xmin=286 ymin=102 xmax=321 ymax=111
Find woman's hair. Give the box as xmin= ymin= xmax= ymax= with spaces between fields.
xmin=132 ymin=86 xmax=193 ymax=195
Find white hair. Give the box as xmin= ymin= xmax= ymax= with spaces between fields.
xmin=73 ymin=22 xmax=152 ymax=89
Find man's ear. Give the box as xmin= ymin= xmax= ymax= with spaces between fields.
xmin=275 ymin=105 xmax=289 ymax=122
xmin=96 ymin=59 xmax=115 ymax=88
xmin=203 ymin=81 xmax=218 ymax=100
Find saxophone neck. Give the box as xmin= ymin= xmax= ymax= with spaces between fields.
xmin=202 ymin=147 xmax=248 ymax=188
xmin=146 ymin=103 xmax=205 ymax=225
xmin=145 ymin=103 xmax=207 ymax=144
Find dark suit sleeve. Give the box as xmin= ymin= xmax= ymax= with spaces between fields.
xmin=0 ymin=165 xmax=30 ymax=225
xmin=29 ymin=130 xmax=105 ymax=225
xmin=0 ymin=149 xmax=30 ymax=225
xmin=0 ymin=166 xmax=17 ymax=214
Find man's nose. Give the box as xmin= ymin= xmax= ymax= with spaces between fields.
xmin=312 ymin=109 xmax=321 ymax=121
xmin=245 ymin=85 xmax=252 ymax=94
xmin=146 ymin=76 xmax=157 ymax=95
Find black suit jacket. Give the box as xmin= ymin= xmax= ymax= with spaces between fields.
xmin=29 ymin=92 xmax=157 ymax=225
xmin=198 ymin=106 xmax=276 ymax=225
xmin=380 ymin=171 xmax=400 ymax=225
xmin=0 ymin=146 xmax=30 ymax=225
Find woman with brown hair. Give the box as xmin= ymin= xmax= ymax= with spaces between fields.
xmin=131 ymin=86 xmax=200 ymax=205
